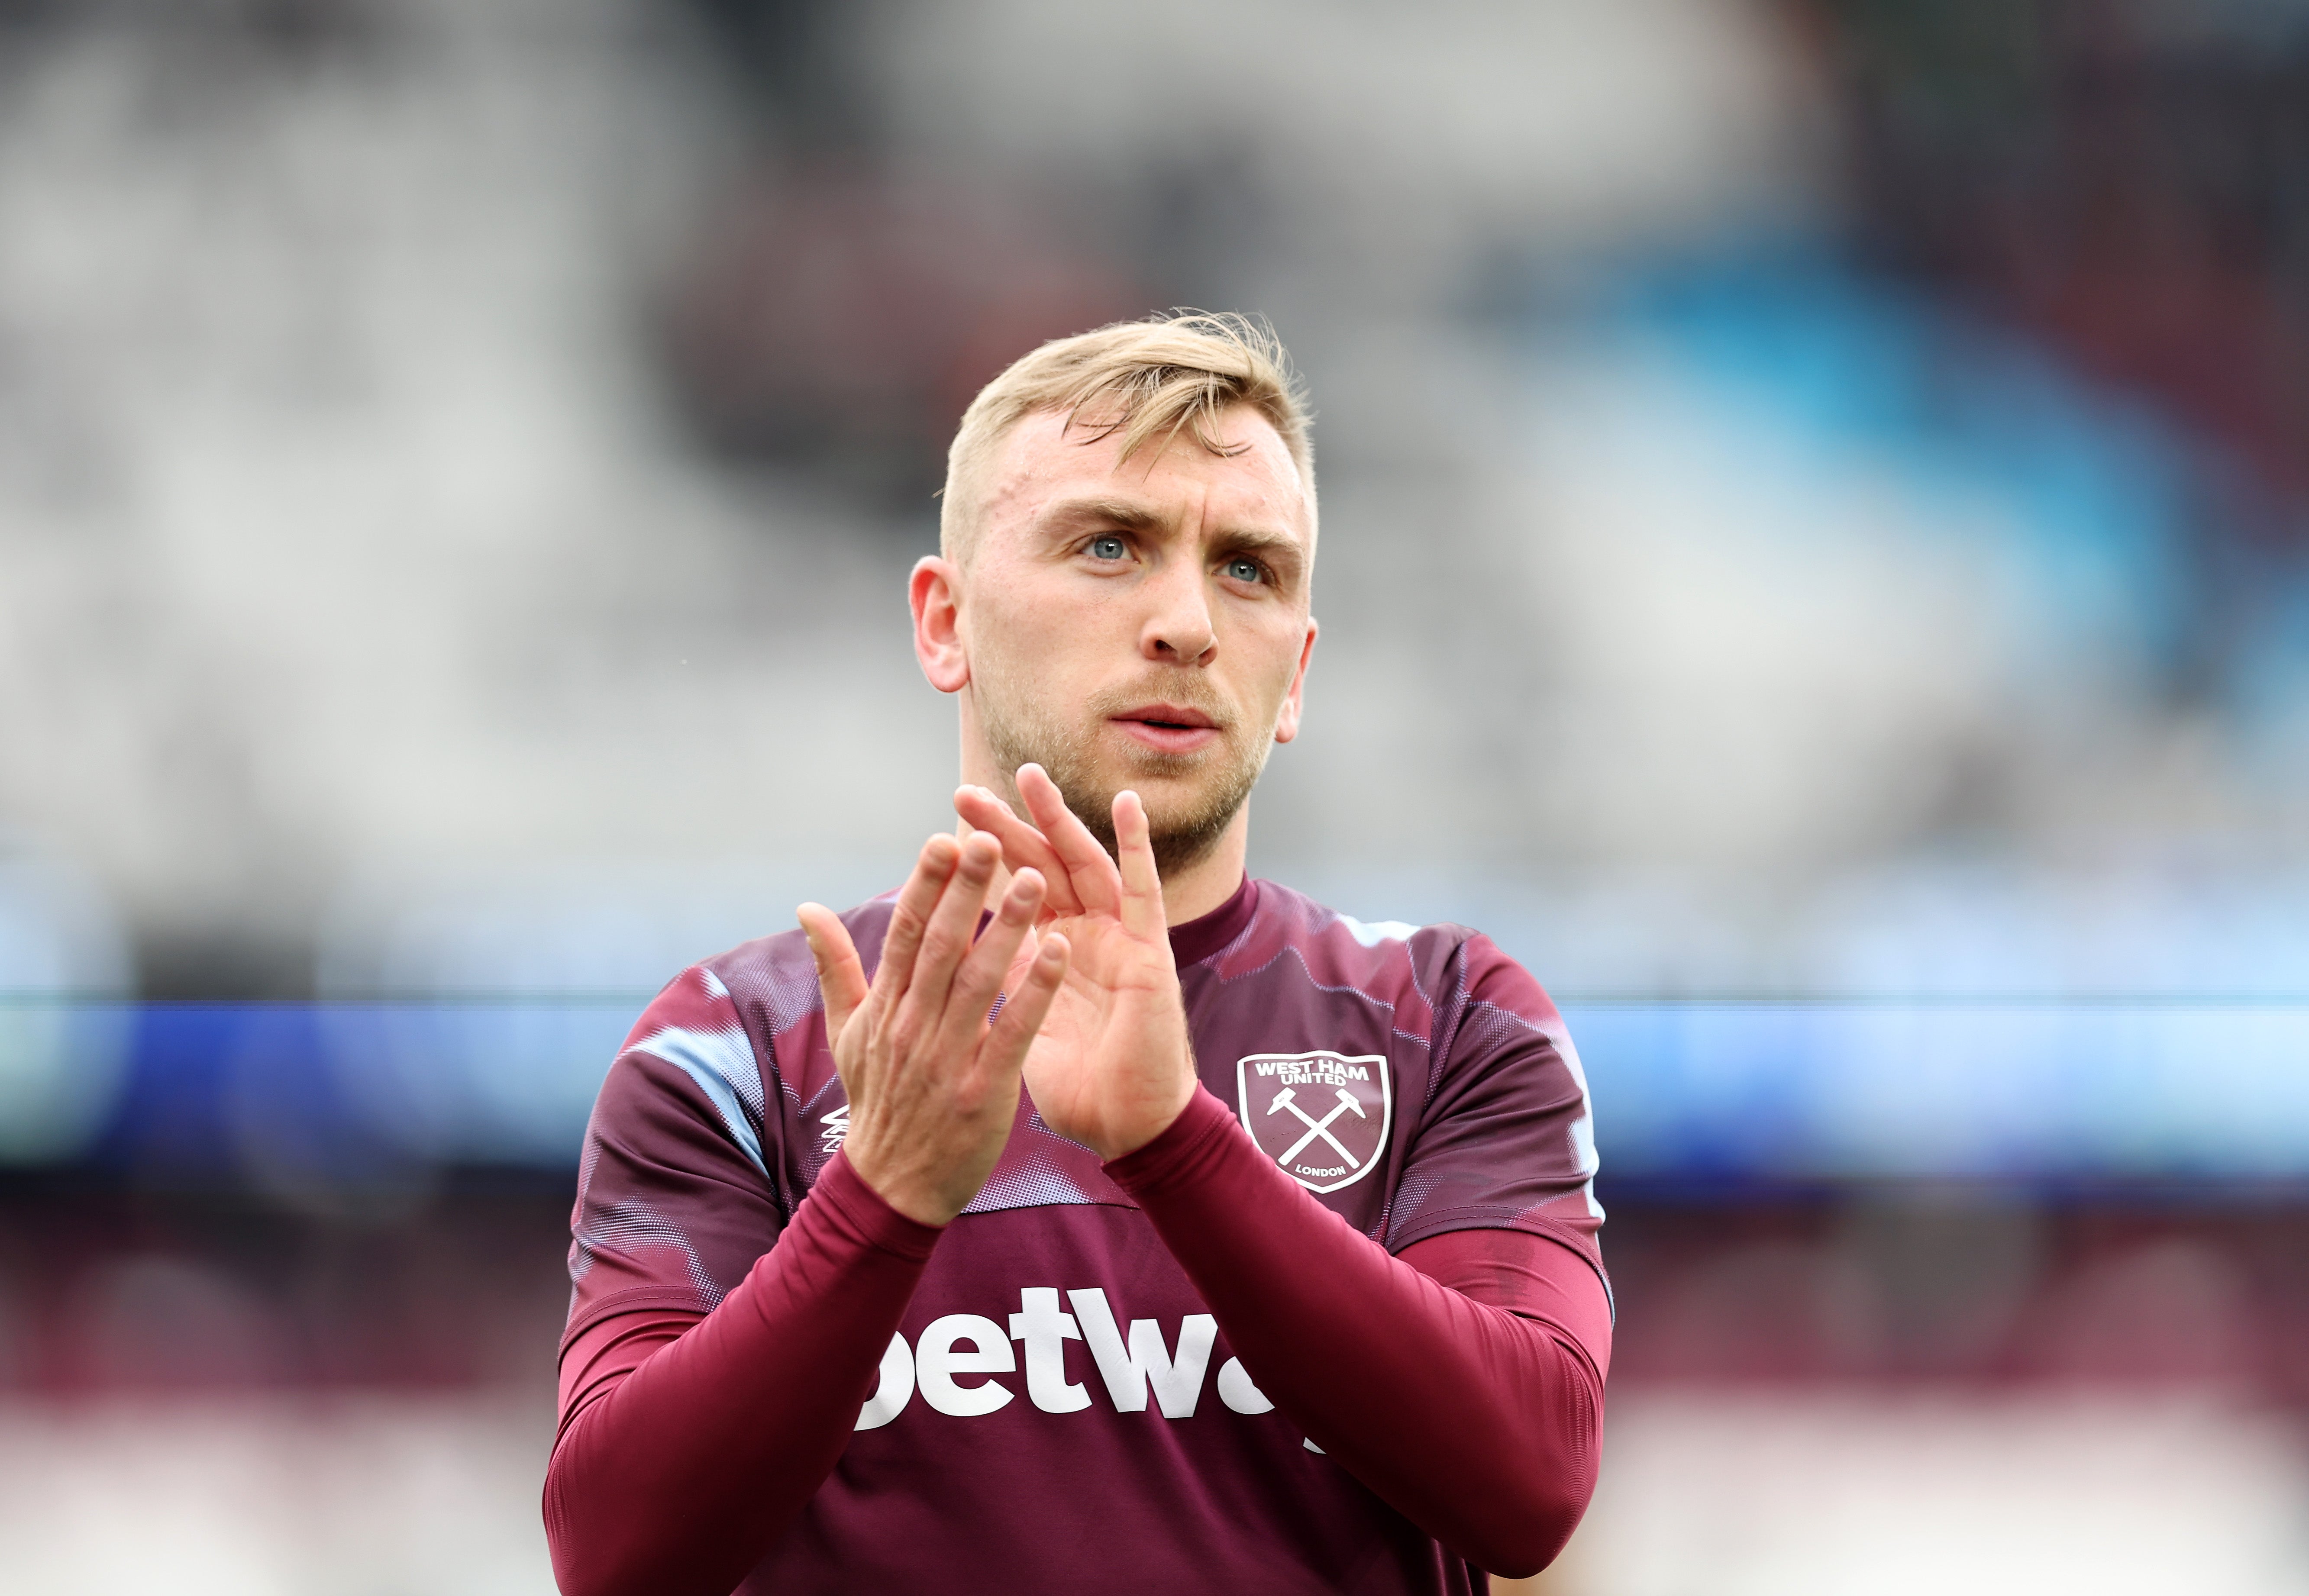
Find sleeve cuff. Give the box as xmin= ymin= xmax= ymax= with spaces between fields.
xmin=805 ymin=1149 xmax=946 ymax=1264
xmin=1102 ymin=1084 xmax=1240 ymax=1200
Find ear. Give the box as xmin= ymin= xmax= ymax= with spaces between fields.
xmin=1272 ymin=616 xmax=1318 ymax=744
xmin=911 ymin=556 xmax=970 ymax=694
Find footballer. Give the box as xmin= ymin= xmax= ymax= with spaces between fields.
xmin=544 ymin=315 xmax=1609 ymax=1594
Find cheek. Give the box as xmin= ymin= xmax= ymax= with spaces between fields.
xmin=1243 ymin=614 xmax=1309 ymax=703
xmin=970 ymin=574 xmax=1095 ymax=674
xmin=1211 ymin=625 xmax=1298 ymax=735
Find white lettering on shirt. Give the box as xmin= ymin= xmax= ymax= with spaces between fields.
xmin=1008 ymin=1287 xmax=1090 ymax=1413
xmin=854 ymin=1332 xmax=914 ymax=1431
xmin=1215 ymin=1357 xmax=1274 ymax=1415
xmin=1250 ymin=1059 xmax=1371 ymax=1084
xmin=854 ymin=1289 xmax=1254 ymax=1429
xmin=914 ymin=1314 xmax=1016 ymax=1417
xmin=1067 ymin=1288 xmax=1217 ymax=1419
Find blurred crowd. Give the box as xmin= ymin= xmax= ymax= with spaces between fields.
xmin=0 ymin=2 xmax=2305 ymax=1592
xmin=1 ymin=0 xmax=2303 ymax=1006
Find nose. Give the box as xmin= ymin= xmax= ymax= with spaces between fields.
xmin=1141 ymin=560 xmax=1216 ymax=666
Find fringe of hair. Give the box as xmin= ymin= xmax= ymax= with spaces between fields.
xmin=941 ymin=310 xmax=1313 ymax=558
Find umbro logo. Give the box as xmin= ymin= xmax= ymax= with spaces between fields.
xmin=818 ymin=1102 xmax=849 ymax=1158
xmin=1236 ymin=1052 xmax=1392 ymax=1193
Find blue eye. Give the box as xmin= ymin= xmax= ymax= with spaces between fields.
xmin=1088 ymin=535 xmax=1128 ymax=561
xmin=1225 ymin=558 xmax=1263 ymax=583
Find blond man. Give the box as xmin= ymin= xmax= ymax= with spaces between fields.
xmin=545 ymin=315 xmax=1609 ymax=1595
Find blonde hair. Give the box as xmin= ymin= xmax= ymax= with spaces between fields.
xmin=940 ymin=311 xmax=1313 ymax=562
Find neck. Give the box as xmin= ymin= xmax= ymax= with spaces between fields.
xmin=1146 ymin=811 xmax=1253 ymax=925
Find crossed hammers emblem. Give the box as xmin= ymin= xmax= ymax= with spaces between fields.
xmin=1266 ymin=1084 xmax=1367 ymax=1170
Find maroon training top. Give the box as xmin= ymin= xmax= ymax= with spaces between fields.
xmin=555 ymin=876 xmax=1608 ymax=1593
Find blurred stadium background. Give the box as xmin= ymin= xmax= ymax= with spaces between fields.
xmin=1 ymin=1 xmax=2307 ymax=1590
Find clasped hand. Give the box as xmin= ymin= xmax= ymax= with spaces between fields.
xmin=800 ymin=765 xmax=1197 ymax=1226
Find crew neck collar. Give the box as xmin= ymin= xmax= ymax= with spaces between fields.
xmin=1166 ymin=874 xmax=1259 ymax=967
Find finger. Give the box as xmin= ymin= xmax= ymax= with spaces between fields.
xmin=1111 ymin=790 xmax=1169 ymax=941
xmin=1016 ymin=763 xmax=1122 ymax=914
xmin=797 ymin=903 xmax=870 ymax=1042
xmin=954 ymin=785 xmax=1085 ymax=916
xmin=891 ymin=829 xmax=1002 ymax=1041
xmin=937 ymin=866 xmax=1047 ymax=1058
xmin=999 ymin=921 xmax=1043 ymax=998
xmin=868 ymin=834 xmax=962 ymax=1018
xmin=980 ymin=930 xmax=1069 ymax=1072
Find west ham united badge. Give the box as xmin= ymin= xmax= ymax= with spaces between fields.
xmin=1235 ymin=1051 xmax=1392 ymax=1193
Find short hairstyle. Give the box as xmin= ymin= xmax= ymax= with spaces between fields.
xmin=940 ymin=311 xmax=1314 ymax=563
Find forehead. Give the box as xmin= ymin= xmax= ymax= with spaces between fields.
xmin=976 ymin=403 xmax=1314 ymax=546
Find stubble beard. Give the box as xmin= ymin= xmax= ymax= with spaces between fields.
xmin=978 ymin=678 xmax=1271 ymax=878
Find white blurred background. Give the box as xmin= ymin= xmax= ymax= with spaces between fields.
xmin=1 ymin=1 xmax=2307 ymax=1591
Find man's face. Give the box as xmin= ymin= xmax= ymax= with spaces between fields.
xmin=953 ymin=405 xmax=1317 ymax=873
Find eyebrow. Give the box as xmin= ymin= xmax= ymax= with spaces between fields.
xmin=1039 ymin=497 xmax=1168 ymax=535
xmin=1038 ymin=498 xmax=1310 ymax=580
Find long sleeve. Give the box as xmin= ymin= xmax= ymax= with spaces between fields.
xmin=543 ymin=1151 xmax=941 ymax=1596
xmin=1107 ymin=1086 xmax=1609 ymax=1578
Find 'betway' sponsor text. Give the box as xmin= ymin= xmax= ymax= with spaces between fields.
xmin=856 ymin=1287 xmax=1277 ymax=1430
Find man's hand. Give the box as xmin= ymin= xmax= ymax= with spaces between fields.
xmin=953 ymin=765 xmax=1197 ymax=1161
xmin=798 ymin=833 xmax=1069 ymax=1226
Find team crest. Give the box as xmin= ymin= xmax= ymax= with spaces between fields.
xmin=1235 ymin=1052 xmax=1392 ymax=1193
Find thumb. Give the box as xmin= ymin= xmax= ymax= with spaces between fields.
xmin=798 ymin=903 xmax=869 ymax=1042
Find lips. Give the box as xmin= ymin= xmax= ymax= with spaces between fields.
xmin=1111 ymin=702 xmax=1224 ymax=754
xmin=1119 ymin=703 xmax=1217 ymax=730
